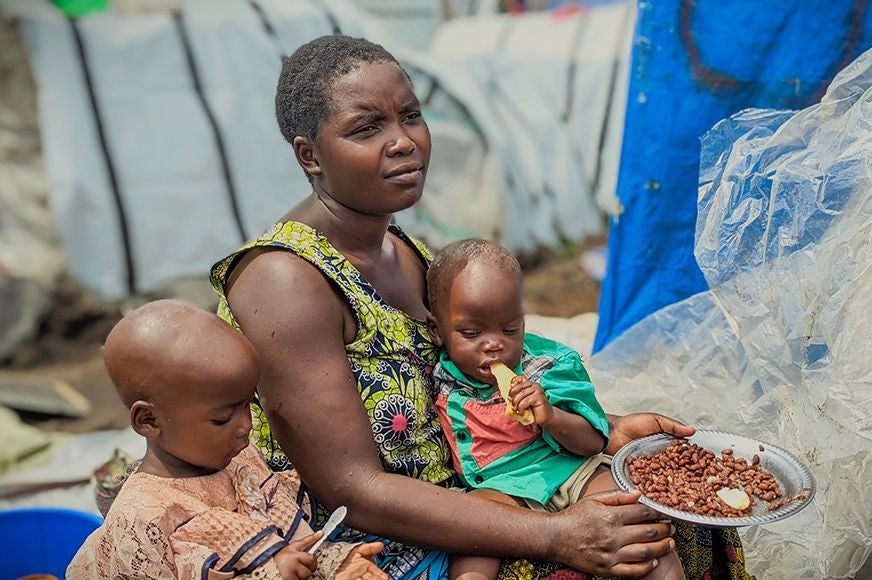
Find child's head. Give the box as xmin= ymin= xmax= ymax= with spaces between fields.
xmin=104 ymin=299 xmax=258 ymax=476
xmin=426 ymin=239 xmax=525 ymax=385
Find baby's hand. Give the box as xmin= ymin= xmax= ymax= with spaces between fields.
xmin=335 ymin=541 xmax=388 ymax=580
xmin=274 ymin=532 xmax=321 ymax=580
xmin=509 ymin=377 xmax=552 ymax=425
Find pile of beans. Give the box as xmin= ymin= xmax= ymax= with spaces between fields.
xmin=626 ymin=438 xmax=783 ymax=518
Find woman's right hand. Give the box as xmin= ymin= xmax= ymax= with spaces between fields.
xmin=550 ymin=489 xmax=676 ymax=577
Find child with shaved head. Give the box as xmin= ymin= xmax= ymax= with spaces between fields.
xmin=426 ymin=240 xmax=683 ymax=580
xmin=67 ymin=299 xmax=387 ymax=580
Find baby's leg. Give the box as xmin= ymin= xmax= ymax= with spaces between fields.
xmin=581 ymin=467 xmax=685 ymax=580
xmin=580 ymin=464 xmax=620 ymax=496
xmin=449 ymin=489 xmax=522 ymax=580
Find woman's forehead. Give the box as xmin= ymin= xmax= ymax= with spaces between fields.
xmin=325 ymin=61 xmax=416 ymax=111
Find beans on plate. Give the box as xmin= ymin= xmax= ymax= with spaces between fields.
xmin=626 ymin=438 xmax=784 ymax=518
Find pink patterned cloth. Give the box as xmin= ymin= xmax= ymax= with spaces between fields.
xmin=68 ymin=444 xmax=358 ymax=579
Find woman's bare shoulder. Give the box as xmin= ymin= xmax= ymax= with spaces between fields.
xmin=226 ymin=246 xmax=348 ymax=343
xmin=229 ymin=248 xmax=335 ymax=303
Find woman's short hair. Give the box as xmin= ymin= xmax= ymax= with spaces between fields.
xmin=275 ymin=34 xmax=403 ymax=144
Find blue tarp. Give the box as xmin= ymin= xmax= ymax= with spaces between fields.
xmin=594 ymin=0 xmax=872 ymax=352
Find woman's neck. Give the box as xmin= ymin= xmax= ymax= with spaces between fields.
xmin=285 ymin=194 xmax=394 ymax=258
xmin=283 ymin=193 xmax=428 ymax=320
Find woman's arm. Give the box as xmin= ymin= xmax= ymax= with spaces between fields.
xmin=227 ymin=252 xmax=676 ymax=577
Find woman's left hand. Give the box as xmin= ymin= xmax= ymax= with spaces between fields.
xmin=605 ymin=413 xmax=695 ymax=455
xmin=335 ymin=541 xmax=388 ymax=580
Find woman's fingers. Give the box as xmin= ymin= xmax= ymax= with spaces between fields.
xmin=596 ymin=520 xmax=677 ymax=579
xmin=654 ymin=413 xmax=696 ymax=438
xmin=353 ymin=541 xmax=385 ymax=558
xmin=555 ymin=491 xmax=676 ymax=576
xmin=607 ymin=413 xmax=696 ymax=454
xmin=589 ymin=487 xmax=644 ymax=507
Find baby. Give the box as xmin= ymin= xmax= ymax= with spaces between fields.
xmin=67 ymin=299 xmax=386 ymax=580
xmin=426 ymin=239 xmax=683 ymax=580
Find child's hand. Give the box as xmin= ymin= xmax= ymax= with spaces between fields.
xmin=509 ymin=377 xmax=552 ymax=425
xmin=274 ymin=532 xmax=322 ymax=580
xmin=335 ymin=541 xmax=388 ymax=580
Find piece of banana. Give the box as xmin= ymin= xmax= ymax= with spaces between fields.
xmin=489 ymin=362 xmax=535 ymax=425
xmin=716 ymin=487 xmax=751 ymax=511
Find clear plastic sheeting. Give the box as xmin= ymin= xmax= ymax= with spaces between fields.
xmin=589 ymin=47 xmax=872 ymax=579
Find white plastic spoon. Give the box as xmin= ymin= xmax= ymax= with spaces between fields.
xmin=307 ymin=505 xmax=347 ymax=553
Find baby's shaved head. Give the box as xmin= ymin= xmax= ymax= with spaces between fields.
xmin=427 ymin=239 xmax=522 ymax=318
xmin=104 ymin=299 xmax=258 ymax=408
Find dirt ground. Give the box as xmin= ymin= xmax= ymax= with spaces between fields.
xmin=3 ymin=235 xmax=605 ymax=435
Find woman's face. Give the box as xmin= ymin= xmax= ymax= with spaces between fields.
xmin=432 ymin=262 xmax=526 ymax=385
xmin=310 ymin=60 xmax=431 ymax=216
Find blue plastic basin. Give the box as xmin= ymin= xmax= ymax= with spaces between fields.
xmin=0 ymin=507 xmax=102 ymax=579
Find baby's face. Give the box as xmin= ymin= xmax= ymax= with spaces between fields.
xmin=151 ymin=348 xmax=258 ymax=476
xmin=157 ymin=386 xmax=254 ymax=475
xmin=436 ymin=262 xmax=525 ymax=384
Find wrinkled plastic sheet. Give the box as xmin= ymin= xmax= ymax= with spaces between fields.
xmin=589 ymin=47 xmax=872 ymax=579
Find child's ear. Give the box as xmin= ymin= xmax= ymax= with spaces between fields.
xmin=130 ymin=401 xmax=160 ymax=439
xmin=293 ymin=136 xmax=322 ymax=177
xmin=425 ymin=313 xmax=444 ymax=347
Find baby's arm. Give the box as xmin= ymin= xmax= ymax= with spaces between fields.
xmin=510 ymin=377 xmax=606 ymax=456
xmin=272 ymin=533 xmax=322 ymax=580
xmin=280 ymin=502 xmax=383 ymax=580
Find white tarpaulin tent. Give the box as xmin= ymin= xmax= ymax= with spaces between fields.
xmin=1 ymin=0 xmax=630 ymax=302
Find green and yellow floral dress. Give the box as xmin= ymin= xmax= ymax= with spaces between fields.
xmin=211 ymin=221 xmax=452 ymax=485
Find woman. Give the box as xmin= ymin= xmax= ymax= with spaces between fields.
xmin=211 ymin=34 xmax=751 ymax=580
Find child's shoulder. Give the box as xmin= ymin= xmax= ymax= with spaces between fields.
xmin=522 ymin=332 xmax=579 ymax=358
xmin=104 ymin=470 xmax=187 ymax=523
xmin=69 ymin=476 xmax=180 ymax=577
xmin=234 ymin=443 xmax=305 ymax=496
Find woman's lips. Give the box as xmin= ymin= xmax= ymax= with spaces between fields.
xmin=386 ymin=170 xmax=422 ymax=185
xmin=384 ymin=164 xmax=424 ymax=185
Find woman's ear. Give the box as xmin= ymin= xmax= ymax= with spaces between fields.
xmin=426 ymin=313 xmax=444 ymax=347
xmin=293 ymin=136 xmax=322 ymax=177
xmin=130 ymin=401 xmax=161 ymax=439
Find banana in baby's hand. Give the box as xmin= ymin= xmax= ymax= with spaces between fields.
xmin=489 ymin=362 xmax=535 ymax=425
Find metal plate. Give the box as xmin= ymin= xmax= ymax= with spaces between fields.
xmin=611 ymin=430 xmax=815 ymax=528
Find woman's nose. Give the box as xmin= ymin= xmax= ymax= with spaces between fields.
xmin=386 ymin=131 xmax=415 ymax=156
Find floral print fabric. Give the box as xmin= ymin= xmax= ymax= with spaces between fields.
xmin=210 ymin=221 xmax=453 ymax=485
